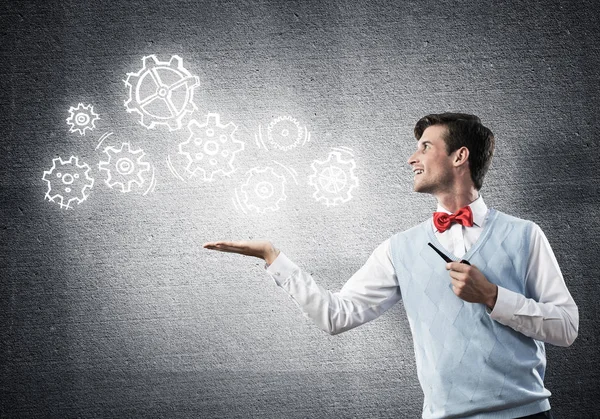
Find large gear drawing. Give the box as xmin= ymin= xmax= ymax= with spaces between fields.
xmin=98 ymin=142 xmax=151 ymax=193
xmin=42 ymin=156 xmax=94 ymax=209
xmin=66 ymin=103 xmax=99 ymax=136
xmin=267 ymin=116 xmax=303 ymax=151
xmin=308 ymin=151 xmax=358 ymax=207
xmin=178 ymin=113 xmax=244 ymax=181
xmin=240 ymin=167 xmax=287 ymax=213
xmin=124 ymin=55 xmax=200 ymax=131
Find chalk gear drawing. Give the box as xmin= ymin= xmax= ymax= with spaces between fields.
xmin=43 ymin=156 xmax=94 ymax=209
xmin=309 ymin=151 xmax=358 ymax=206
xmin=240 ymin=167 xmax=287 ymax=213
xmin=98 ymin=142 xmax=151 ymax=193
xmin=267 ymin=115 xmax=304 ymax=151
xmin=178 ymin=113 xmax=245 ymax=181
xmin=124 ymin=55 xmax=200 ymax=131
xmin=66 ymin=103 xmax=99 ymax=136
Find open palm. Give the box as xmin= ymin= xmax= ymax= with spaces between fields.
xmin=203 ymin=240 xmax=280 ymax=264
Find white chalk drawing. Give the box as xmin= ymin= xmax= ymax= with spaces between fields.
xmin=66 ymin=103 xmax=99 ymax=136
xmin=272 ymin=160 xmax=299 ymax=185
xmin=308 ymin=148 xmax=358 ymax=207
xmin=98 ymin=142 xmax=152 ymax=193
xmin=143 ymin=165 xmax=158 ymax=196
xmin=178 ymin=113 xmax=244 ymax=181
xmin=233 ymin=166 xmax=287 ymax=213
xmin=43 ymin=156 xmax=94 ymax=209
xmin=255 ymin=115 xmax=310 ymax=151
xmin=124 ymin=55 xmax=200 ymax=131
xmin=166 ymin=155 xmax=187 ymax=183
xmin=95 ymin=131 xmax=113 ymax=150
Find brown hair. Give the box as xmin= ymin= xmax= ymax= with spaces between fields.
xmin=414 ymin=113 xmax=495 ymax=190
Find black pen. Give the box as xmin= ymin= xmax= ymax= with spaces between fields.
xmin=427 ymin=242 xmax=471 ymax=265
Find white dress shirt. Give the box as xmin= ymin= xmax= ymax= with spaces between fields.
xmin=266 ymin=196 xmax=579 ymax=346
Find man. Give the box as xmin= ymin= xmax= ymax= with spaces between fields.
xmin=204 ymin=113 xmax=578 ymax=419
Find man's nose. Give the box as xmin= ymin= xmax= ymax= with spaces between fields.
xmin=407 ymin=151 xmax=418 ymax=166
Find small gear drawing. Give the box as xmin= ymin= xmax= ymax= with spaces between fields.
xmin=98 ymin=142 xmax=151 ymax=193
xmin=308 ymin=151 xmax=358 ymax=207
xmin=178 ymin=113 xmax=244 ymax=181
xmin=240 ymin=167 xmax=287 ymax=213
xmin=66 ymin=103 xmax=99 ymax=135
xmin=42 ymin=156 xmax=94 ymax=209
xmin=267 ymin=116 xmax=303 ymax=151
xmin=124 ymin=55 xmax=200 ymax=131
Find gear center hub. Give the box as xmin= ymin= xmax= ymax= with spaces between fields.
xmin=255 ymin=181 xmax=274 ymax=199
xmin=76 ymin=113 xmax=90 ymax=125
xmin=203 ymin=141 xmax=219 ymax=156
xmin=116 ymin=158 xmax=135 ymax=175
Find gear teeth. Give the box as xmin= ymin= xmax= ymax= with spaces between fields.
xmin=169 ymin=55 xmax=183 ymax=67
xmin=267 ymin=115 xmax=303 ymax=151
xmin=42 ymin=155 xmax=94 ymax=209
xmin=309 ymin=151 xmax=358 ymax=207
xmin=178 ymin=113 xmax=244 ymax=182
xmin=98 ymin=142 xmax=151 ymax=193
xmin=66 ymin=103 xmax=99 ymax=136
xmin=239 ymin=167 xmax=287 ymax=213
xmin=124 ymin=55 xmax=200 ymax=131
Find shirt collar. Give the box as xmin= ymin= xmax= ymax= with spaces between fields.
xmin=436 ymin=195 xmax=488 ymax=227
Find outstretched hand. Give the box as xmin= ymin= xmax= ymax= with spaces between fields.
xmin=446 ymin=262 xmax=498 ymax=310
xmin=203 ymin=240 xmax=280 ymax=265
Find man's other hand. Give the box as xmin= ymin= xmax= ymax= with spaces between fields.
xmin=446 ymin=262 xmax=498 ymax=310
xmin=203 ymin=240 xmax=280 ymax=265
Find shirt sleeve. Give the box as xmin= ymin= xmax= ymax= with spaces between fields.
xmin=266 ymin=239 xmax=402 ymax=335
xmin=490 ymin=223 xmax=579 ymax=347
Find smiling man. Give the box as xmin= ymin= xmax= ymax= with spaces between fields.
xmin=204 ymin=113 xmax=578 ymax=419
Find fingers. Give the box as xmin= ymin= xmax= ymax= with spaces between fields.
xmin=451 ymin=277 xmax=464 ymax=291
xmin=446 ymin=262 xmax=470 ymax=272
xmin=447 ymin=269 xmax=467 ymax=282
xmin=203 ymin=240 xmax=268 ymax=259
xmin=203 ymin=241 xmax=247 ymax=253
xmin=203 ymin=241 xmax=240 ymax=248
xmin=204 ymin=245 xmax=242 ymax=253
xmin=203 ymin=240 xmax=276 ymax=262
xmin=448 ymin=267 xmax=469 ymax=296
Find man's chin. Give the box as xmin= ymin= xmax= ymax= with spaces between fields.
xmin=413 ymin=183 xmax=433 ymax=194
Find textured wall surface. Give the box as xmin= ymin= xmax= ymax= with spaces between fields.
xmin=1 ymin=0 xmax=599 ymax=417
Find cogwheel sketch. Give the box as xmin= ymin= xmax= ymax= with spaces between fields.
xmin=178 ymin=113 xmax=245 ymax=181
xmin=255 ymin=115 xmax=310 ymax=151
xmin=308 ymin=150 xmax=358 ymax=207
xmin=42 ymin=156 xmax=94 ymax=209
xmin=238 ymin=167 xmax=287 ymax=213
xmin=98 ymin=142 xmax=151 ymax=193
xmin=124 ymin=55 xmax=200 ymax=131
xmin=267 ymin=116 xmax=303 ymax=150
xmin=66 ymin=103 xmax=99 ymax=135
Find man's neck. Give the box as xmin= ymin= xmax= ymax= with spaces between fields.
xmin=434 ymin=189 xmax=480 ymax=213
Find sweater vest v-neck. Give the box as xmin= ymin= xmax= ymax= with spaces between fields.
xmin=390 ymin=209 xmax=551 ymax=419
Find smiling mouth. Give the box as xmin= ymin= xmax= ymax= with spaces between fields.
xmin=414 ymin=170 xmax=424 ymax=176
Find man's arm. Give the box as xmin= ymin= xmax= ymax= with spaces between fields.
xmin=489 ymin=223 xmax=579 ymax=347
xmin=203 ymin=239 xmax=402 ymax=335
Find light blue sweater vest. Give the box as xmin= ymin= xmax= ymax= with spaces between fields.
xmin=390 ymin=209 xmax=551 ymax=419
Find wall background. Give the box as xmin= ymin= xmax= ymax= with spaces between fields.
xmin=2 ymin=0 xmax=599 ymax=417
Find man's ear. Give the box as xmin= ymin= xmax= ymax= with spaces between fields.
xmin=453 ymin=146 xmax=469 ymax=167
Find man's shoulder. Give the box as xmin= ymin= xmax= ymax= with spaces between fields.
xmin=390 ymin=218 xmax=431 ymax=242
xmin=492 ymin=209 xmax=537 ymax=228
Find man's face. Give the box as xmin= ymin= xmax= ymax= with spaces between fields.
xmin=407 ymin=125 xmax=454 ymax=194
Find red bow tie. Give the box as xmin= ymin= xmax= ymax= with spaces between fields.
xmin=433 ymin=206 xmax=474 ymax=233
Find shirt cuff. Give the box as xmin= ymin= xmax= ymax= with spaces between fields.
xmin=265 ymin=251 xmax=300 ymax=286
xmin=489 ymin=285 xmax=519 ymax=323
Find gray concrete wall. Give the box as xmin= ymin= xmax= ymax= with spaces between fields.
xmin=1 ymin=0 xmax=598 ymax=417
